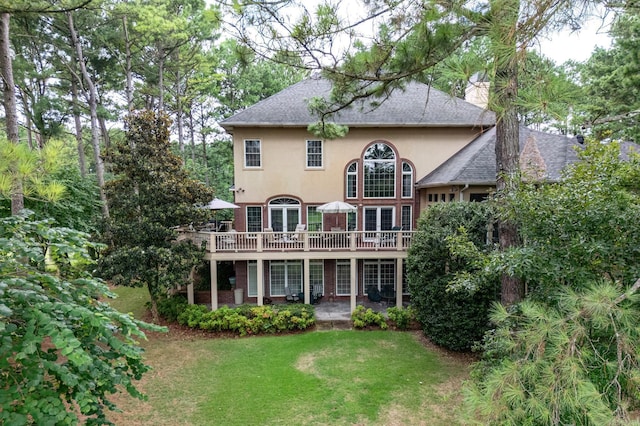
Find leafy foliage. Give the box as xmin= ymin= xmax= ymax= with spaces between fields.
xmin=463 ymin=140 xmax=640 ymax=423
xmin=0 ymin=213 xmax=161 ymax=425
xmin=407 ymin=202 xmax=500 ymax=351
xmin=351 ymin=305 xmax=388 ymax=329
xmin=99 ymin=110 xmax=214 ymax=317
xmin=176 ymin=303 xmax=316 ymax=336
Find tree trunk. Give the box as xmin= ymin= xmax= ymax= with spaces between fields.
xmin=71 ymin=76 xmax=87 ymax=177
xmin=0 ymin=13 xmax=24 ymax=215
xmin=176 ymin=66 xmax=184 ymax=154
xmin=67 ymin=11 xmax=109 ymax=219
xmin=491 ymin=0 xmax=524 ymax=305
xmin=199 ymin=103 xmax=209 ymax=186
xmin=122 ymin=15 xmax=133 ymax=111
xmin=158 ymin=50 xmax=164 ymax=111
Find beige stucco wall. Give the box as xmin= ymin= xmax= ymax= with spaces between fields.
xmin=231 ymin=126 xmax=485 ymax=206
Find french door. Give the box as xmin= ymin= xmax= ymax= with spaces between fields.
xmin=363 ymin=207 xmax=394 ymax=240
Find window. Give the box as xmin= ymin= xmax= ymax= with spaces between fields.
xmin=306 ymin=140 xmax=323 ymax=168
xmin=363 ymin=260 xmax=395 ymax=293
xmin=336 ymin=260 xmax=352 ymax=296
xmin=307 ymin=206 xmax=322 ymax=232
xmin=346 ymin=162 xmax=357 ymax=198
xmin=310 ymin=261 xmax=324 ymax=296
xmin=248 ymin=261 xmax=257 ymax=297
xmin=269 ymin=198 xmax=300 ymax=232
xmin=401 ymin=205 xmax=412 ymax=230
xmin=244 ymin=139 xmax=261 ymax=168
xmin=246 ymin=206 xmax=262 ymax=232
xmin=347 ymin=211 xmax=357 ymax=231
xmin=364 ymin=143 xmax=395 ymax=198
xmin=401 ymin=162 xmax=413 ymax=198
xmin=270 ymin=260 xmax=302 ymax=296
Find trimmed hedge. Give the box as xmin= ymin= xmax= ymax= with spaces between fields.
xmin=176 ymin=303 xmax=316 ymax=336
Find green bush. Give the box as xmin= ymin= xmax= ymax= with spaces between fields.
xmin=351 ymin=305 xmax=388 ymax=329
xmin=176 ymin=303 xmax=315 ymax=336
xmin=156 ymin=294 xmax=189 ymax=322
xmin=407 ymin=202 xmax=500 ymax=351
xmin=386 ymin=306 xmax=417 ymax=330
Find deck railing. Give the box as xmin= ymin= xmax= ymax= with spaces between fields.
xmin=177 ymin=229 xmax=415 ymax=253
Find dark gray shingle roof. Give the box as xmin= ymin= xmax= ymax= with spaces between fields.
xmin=220 ymin=76 xmax=495 ymax=129
xmin=416 ymin=127 xmax=582 ymax=187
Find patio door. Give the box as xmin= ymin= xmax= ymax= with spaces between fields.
xmin=269 ymin=198 xmax=300 ymax=232
xmin=363 ymin=207 xmax=394 ymax=240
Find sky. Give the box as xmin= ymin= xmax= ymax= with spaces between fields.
xmin=537 ymin=19 xmax=612 ymax=64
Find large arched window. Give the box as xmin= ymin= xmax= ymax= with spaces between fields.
xmin=363 ymin=143 xmax=395 ymax=198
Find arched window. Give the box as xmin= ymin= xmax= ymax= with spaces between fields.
xmin=363 ymin=143 xmax=395 ymax=198
xmin=401 ymin=162 xmax=413 ymax=198
xmin=268 ymin=198 xmax=300 ymax=232
xmin=346 ymin=162 xmax=357 ymax=198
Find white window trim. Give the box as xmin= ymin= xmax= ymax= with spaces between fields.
xmin=244 ymin=139 xmax=262 ymax=168
xmin=306 ymin=140 xmax=323 ymax=169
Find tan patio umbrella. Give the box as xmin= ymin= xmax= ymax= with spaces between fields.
xmin=316 ymin=201 xmax=357 ymax=227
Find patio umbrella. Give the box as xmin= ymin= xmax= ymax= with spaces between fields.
xmin=317 ymin=201 xmax=357 ymax=227
xmin=200 ymin=198 xmax=240 ymax=210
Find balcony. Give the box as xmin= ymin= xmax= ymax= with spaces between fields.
xmin=177 ymin=229 xmax=415 ymax=260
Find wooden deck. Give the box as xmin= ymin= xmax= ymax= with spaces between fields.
xmin=178 ymin=229 xmax=414 ymax=260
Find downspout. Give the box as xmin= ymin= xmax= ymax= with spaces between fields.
xmin=459 ymin=184 xmax=469 ymax=201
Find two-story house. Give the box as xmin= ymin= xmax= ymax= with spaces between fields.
xmin=185 ymin=75 xmax=579 ymax=312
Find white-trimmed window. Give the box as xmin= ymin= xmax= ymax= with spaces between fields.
xmin=346 ymin=162 xmax=357 ymax=198
xmin=401 ymin=205 xmax=412 ymax=231
xmin=363 ymin=143 xmax=395 ymax=198
xmin=307 ymin=206 xmax=322 ymax=232
xmin=336 ymin=260 xmax=352 ymax=296
xmin=270 ymin=260 xmax=302 ymax=296
xmin=244 ymin=139 xmax=261 ymax=168
xmin=363 ymin=260 xmax=395 ymax=293
xmin=310 ymin=260 xmax=324 ymax=296
xmin=246 ymin=206 xmax=262 ymax=232
xmin=401 ymin=162 xmax=413 ymax=198
xmin=306 ymin=140 xmax=323 ymax=168
xmin=248 ymin=261 xmax=257 ymax=297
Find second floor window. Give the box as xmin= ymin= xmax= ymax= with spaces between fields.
xmin=402 ymin=162 xmax=413 ymax=198
xmin=244 ymin=139 xmax=261 ymax=167
xmin=306 ymin=140 xmax=323 ymax=168
xmin=364 ymin=143 xmax=395 ymax=198
xmin=346 ymin=162 xmax=357 ymax=198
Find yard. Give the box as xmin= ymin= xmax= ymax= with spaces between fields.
xmin=107 ymin=288 xmax=473 ymax=425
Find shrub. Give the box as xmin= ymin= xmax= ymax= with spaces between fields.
xmin=351 ymin=305 xmax=388 ymax=329
xmin=386 ymin=305 xmax=417 ymax=330
xmin=407 ymin=202 xmax=499 ymax=351
xmin=177 ymin=303 xmax=315 ymax=335
xmin=156 ymin=294 xmax=189 ymax=322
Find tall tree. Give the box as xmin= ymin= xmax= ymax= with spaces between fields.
xmin=578 ymin=10 xmax=640 ymax=141
xmin=98 ymin=110 xmax=213 ymax=319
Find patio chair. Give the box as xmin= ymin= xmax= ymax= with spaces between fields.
xmin=380 ymin=285 xmax=396 ymax=305
xmin=221 ymin=229 xmax=237 ymax=247
xmin=366 ymin=285 xmax=382 ymax=303
xmin=290 ymin=224 xmax=306 ymax=241
xmin=285 ymin=286 xmax=300 ymax=303
xmin=379 ymin=226 xmax=403 ymax=247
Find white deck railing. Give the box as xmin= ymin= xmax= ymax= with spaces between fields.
xmin=177 ymin=230 xmax=414 ymax=253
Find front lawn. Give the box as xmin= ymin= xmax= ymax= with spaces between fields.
xmin=108 ymin=288 xmax=472 ymax=425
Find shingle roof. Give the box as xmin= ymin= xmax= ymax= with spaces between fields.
xmin=416 ymin=127 xmax=582 ymax=187
xmin=220 ymin=76 xmax=496 ymax=129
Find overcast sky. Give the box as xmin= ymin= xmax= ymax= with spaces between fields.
xmin=537 ymin=19 xmax=612 ymax=64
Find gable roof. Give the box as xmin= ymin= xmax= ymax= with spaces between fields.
xmin=416 ymin=127 xmax=582 ymax=188
xmin=220 ymin=76 xmax=495 ymax=130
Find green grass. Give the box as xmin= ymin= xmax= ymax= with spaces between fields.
xmin=108 ymin=287 xmax=471 ymax=425
xmin=107 ymin=285 xmax=151 ymax=320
